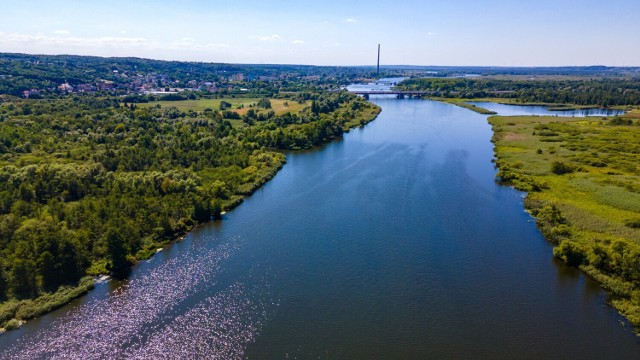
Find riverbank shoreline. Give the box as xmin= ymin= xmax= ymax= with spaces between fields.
xmin=487 ymin=112 xmax=640 ymax=332
xmin=426 ymin=97 xmax=497 ymax=114
xmin=419 ymin=95 xmax=640 ymax=331
xmin=429 ymin=96 xmax=630 ymax=114
xmin=0 ymin=104 xmax=382 ymax=333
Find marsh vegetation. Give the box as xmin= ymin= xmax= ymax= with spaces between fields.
xmin=490 ymin=112 xmax=640 ymax=326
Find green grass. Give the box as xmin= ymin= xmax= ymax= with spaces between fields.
xmin=489 ymin=112 xmax=640 ymax=328
xmin=139 ymin=98 xmax=307 ymax=115
xmin=429 ymin=97 xmax=497 ymax=114
xmin=341 ymin=106 xmax=381 ymax=130
xmin=0 ymin=277 xmax=95 ymax=331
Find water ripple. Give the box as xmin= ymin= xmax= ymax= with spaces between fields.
xmin=127 ymin=282 xmax=270 ymax=359
xmin=0 ymin=238 xmax=272 ymax=359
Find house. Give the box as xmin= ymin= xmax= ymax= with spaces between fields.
xmin=76 ymin=84 xmax=96 ymax=92
xmin=58 ymin=83 xmax=73 ymax=92
xmin=230 ymin=73 xmax=244 ymax=82
xmin=97 ymin=81 xmax=115 ymax=91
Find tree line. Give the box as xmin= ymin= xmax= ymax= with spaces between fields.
xmin=398 ymin=77 xmax=640 ymax=106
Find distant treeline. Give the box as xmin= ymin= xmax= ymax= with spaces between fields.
xmin=398 ymin=78 xmax=640 ymax=106
xmin=0 ymin=53 xmax=382 ymax=97
xmin=0 ymin=90 xmax=378 ymax=311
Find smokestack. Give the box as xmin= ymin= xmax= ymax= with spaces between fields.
xmin=377 ymin=44 xmax=380 ymax=76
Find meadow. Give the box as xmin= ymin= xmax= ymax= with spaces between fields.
xmin=139 ymin=98 xmax=307 ymax=116
xmin=489 ymin=112 xmax=640 ymax=327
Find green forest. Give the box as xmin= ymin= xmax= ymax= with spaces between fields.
xmin=0 ymin=90 xmax=380 ymax=327
xmin=398 ymin=77 xmax=640 ymax=107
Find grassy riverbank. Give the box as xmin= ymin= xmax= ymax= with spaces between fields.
xmin=429 ymin=97 xmax=497 ymax=114
xmin=489 ymin=112 xmax=640 ymax=328
xmin=0 ymin=277 xmax=95 ymax=332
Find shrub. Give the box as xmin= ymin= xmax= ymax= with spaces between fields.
xmin=551 ymin=161 xmax=575 ymax=175
xmin=4 ymin=318 xmax=22 ymax=330
xmin=624 ymin=218 xmax=640 ymax=229
xmin=0 ymin=300 xmax=19 ymax=324
xmin=554 ymin=240 xmax=587 ymax=267
xmin=609 ymin=117 xmax=633 ymax=126
xmin=551 ymin=224 xmax=572 ymax=238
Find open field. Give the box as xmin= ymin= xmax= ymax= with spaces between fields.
xmin=622 ymin=108 xmax=640 ymax=119
xmin=489 ymin=112 xmax=640 ymax=327
xmin=139 ymin=98 xmax=307 ymax=115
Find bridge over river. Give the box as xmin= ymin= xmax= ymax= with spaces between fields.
xmin=349 ymin=90 xmax=435 ymax=99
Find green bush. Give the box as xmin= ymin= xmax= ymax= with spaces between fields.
xmin=0 ymin=300 xmax=19 ymax=324
xmin=551 ymin=161 xmax=575 ymax=175
xmin=624 ymin=218 xmax=640 ymax=229
xmin=554 ymin=240 xmax=587 ymax=267
xmin=4 ymin=318 xmax=22 ymax=330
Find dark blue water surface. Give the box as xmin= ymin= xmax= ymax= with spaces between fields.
xmin=1 ymin=97 xmax=639 ymax=359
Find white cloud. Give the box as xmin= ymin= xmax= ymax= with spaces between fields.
xmin=345 ymin=18 xmax=357 ymax=23
xmin=0 ymin=32 xmax=147 ymax=47
xmin=54 ymin=30 xmax=70 ymax=35
xmin=291 ymin=40 xmax=304 ymax=44
xmin=0 ymin=32 xmax=230 ymax=54
xmin=427 ymin=32 xmax=436 ymax=36
xmin=250 ymin=34 xmax=283 ymax=42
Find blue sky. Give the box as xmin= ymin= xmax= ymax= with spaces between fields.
xmin=1 ymin=0 xmax=638 ymax=66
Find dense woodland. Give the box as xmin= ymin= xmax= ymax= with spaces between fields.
xmin=398 ymin=78 xmax=640 ymax=106
xmin=0 ymin=89 xmax=378 ymax=321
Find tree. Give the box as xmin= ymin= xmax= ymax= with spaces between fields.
xmin=38 ymin=251 xmax=58 ymax=292
xmin=9 ymin=259 xmax=38 ymax=299
xmin=105 ymin=227 xmax=130 ymax=276
xmin=0 ymin=266 xmax=7 ymax=301
xmin=257 ymin=98 xmax=272 ymax=109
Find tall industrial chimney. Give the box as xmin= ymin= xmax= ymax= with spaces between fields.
xmin=377 ymin=44 xmax=380 ymax=76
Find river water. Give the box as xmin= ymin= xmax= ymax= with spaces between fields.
xmin=469 ymin=101 xmax=626 ymax=117
xmin=1 ymin=90 xmax=639 ymax=358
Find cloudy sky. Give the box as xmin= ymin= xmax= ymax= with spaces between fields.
xmin=1 ymin=0 xmax=639 ymax=66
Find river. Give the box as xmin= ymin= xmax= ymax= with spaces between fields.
xmin=1 ymin=90 xmax=639 ymax=358
xmin=468 ymin=101 xmax=626 ymax=117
